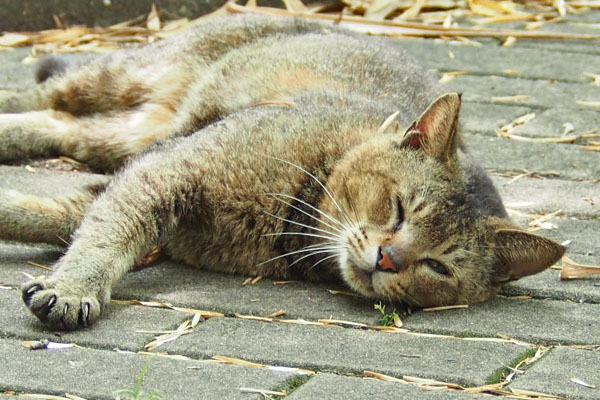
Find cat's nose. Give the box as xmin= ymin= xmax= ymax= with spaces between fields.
xmin=375 ymin=246 xmax=399 ymax=273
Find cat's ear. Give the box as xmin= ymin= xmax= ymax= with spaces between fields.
xmin=399 ymin=93 xmax=461 ymax=165
xmin=493 ymin=228 xmax=565 ymax=283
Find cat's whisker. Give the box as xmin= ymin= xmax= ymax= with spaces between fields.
xmin=257 ymin=244 xmax=342 ymax=266
xmin=265 ymin=192 xmax=349 ymax=232
xmin=403 ymin=292 xmax=424 ymax=308
xmin=286 ymin=247 xmax=344 ymax=270
xmin=265 ymin=195 xmax=346 ymax=235
xmin=265 ymin=156 xmax=355 ymax=229
xmin=261 ymin=231 xmax=340 ymax=243
xmin=262 ymin=211 xmax=344 ymax=241
xmin=342 ymin=180 xmax=364 ymax=230
xmin=307 ymin=253 xmax=340 ymax=271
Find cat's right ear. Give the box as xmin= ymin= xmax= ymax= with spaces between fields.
xmin=399 ymin=93 xmax=461 ymax=166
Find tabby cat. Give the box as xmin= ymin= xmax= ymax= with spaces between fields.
xmin=0 ymin=14 xmax=564 ymax=330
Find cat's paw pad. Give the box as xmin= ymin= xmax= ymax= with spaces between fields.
xmin=22 ymin=278 xmax=101 ymax=330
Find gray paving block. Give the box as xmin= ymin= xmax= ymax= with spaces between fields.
xmin=0 ymin=165 xmax=110 ymax=197
xmin=287 ymin=373 xmax=490 ymax=399
xmin=442 ymin=74 xmax=600 ymax=111
xmin=0 ymin=338 xmax=294 ymax=400
xmin=510 ymin=347 xmax=600 ymax=400
xmin=403 ymin=296 xmax=600 ymax=345
xmin=459 ymin=102 xmax=533 ymax=135
xmin=396 ymin=38 xmax=600 ymax=83
xmin=466 ymin=135 xmax=600 ymax=181
xmin=491 ymin=176 xmax=600 ymax=217
xmin=0 ymin=289 xmax=189 ymax=351
xmin=509 ymin=108 xmax=600 ymax=138
xmin=503 ymin=263 xmax=600 ymax=304
xmin=112 ymin=260 xmax=383 ymax=325
xmin=0 ymin=240 xmax=59 ymax=287
xmin=160 ymin=317 xmax=530 ymax=386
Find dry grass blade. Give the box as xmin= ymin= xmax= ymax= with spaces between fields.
xmin=498 ymin=113 xmax=536 ymax=135
xmin=111 ymin=299 xmax=224 ymax=318
xmin=327 ymin=289 xmax=360 ymax=296
xmin=528 ymin=209 xmax=561 ymax=231
xmin=27 ymin=260 xmax=52 ymax=270
xmin=576 ymin=100 xmax=600 ymax=108
xmin=560 ymin=256 xmax=600 ymax=280
xmin=213 ymin=355 xmax=316 ymax=375
xmin=491 ymin=95 xmax=530 ymax=103
xmin=377 ymin=110 xmax=400 ymax=134
xmin=213 ymin=355 xmax=265 ymax=368
xmin=509 ymin=388 xmax=566 ymax=399
xmin=319 ymin=318 xmax=406 ymax=331
xmin=227 ymin=3 xmax=600 ymax=40
xmin=264 ymin=309 xmax=286 ymax=318
xmin=423 ymin=304 xmax=468 ymax=311
xmin=144 ymin=318 xmax=194 ymax=350
xmin=439 ymin=70 xmax=468 ymax=83
xmin=583 ymin=72 xmax=600 ymax=87
xmin=570 ymin=378 xmax=596 ymax=389
xmin=403 ymin=375 xmax=464 ymax=389
xmin=20 ymin=395 xmax=87 ymax=400
xmin=272 ymin=280 xmax=299 ymax=285
xmin=364 ymin=370 xmax=409 ymax=383
xmin=240 ymin=388 xmax=287 ymax=396
xmin=234 ymin=313 xmax=274 ymax=322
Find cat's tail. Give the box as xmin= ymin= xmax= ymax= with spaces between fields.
xmin=0 ymin=181 xmax=108 ymax=246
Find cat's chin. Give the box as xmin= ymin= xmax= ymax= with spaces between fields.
xmin=342 ymin=264 xmax=377 ymax=298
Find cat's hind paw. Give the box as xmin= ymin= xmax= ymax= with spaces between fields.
xmin=22 ymin=278 xmax=102 ymax=330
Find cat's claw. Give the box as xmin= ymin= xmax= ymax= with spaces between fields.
xmin=21 ymin=278 xmax=102 ymax=330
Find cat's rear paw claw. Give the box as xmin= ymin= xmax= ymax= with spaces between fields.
xmin=21 ymin=279 xmax=102 ymax=330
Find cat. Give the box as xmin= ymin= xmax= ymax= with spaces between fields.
xmin=0 ymin=14 xmax=564 ymax=330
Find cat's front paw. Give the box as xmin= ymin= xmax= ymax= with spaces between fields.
xmin=22 ymin=277 xmax=103 ymax=330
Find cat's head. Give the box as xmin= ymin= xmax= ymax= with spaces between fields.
xmin=325 ymin=93 xmax=564 ymax=307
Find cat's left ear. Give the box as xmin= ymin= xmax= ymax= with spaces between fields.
xmin=399 ymin=93 xmax=461 ymax=166
xmin=493 ymin=228 xmax=565 ymax=283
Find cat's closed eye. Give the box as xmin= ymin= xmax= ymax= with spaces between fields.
xmin=422 ymin=258 xmax=451 ymax=277
xmin=392 ymin=197 xmax=404 ymax=231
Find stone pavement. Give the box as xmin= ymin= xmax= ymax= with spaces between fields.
xmin=1 ymin=10 xmax=599 ymax=400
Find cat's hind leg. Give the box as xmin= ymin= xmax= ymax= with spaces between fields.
xmin=0 ymin=103 xmax=178 ymax=171
xmin=0 ymin=180 xmax=109 ymax=246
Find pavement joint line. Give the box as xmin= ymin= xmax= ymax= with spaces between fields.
xmin=498 ymin=292 xmax=600 ymax=305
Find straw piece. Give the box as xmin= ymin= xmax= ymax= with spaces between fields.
xmin=27 ymin=260 xmax=52 ymax=270
xmin=569 ymin=378 xmax=596 ymax=389
xmin=560 ymin=256 xmax=600 ymax=280
xmin=423 ymin=304 xmax=468 ymax=311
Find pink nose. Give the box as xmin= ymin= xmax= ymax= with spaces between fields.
xmin=377 ymin=248 xmax=398 ymax=273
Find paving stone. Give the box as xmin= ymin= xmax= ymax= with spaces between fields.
xmin=287 ymin=373 xmax=490 ymax=399
xmin=503 ymin=267 xmax=600 ymax=304
xmin=403 ymin=296 xmax=600 ymax=345
xmin=466 ymin=135 xmax=600 ymax=181
xmin=0 ymin=240 xmax=59 ymax=286
xmin=510 ymin=347 xmax=600 ymax=400
xmin=0 ymin=289 xmax=189 ymax=351
xmin=0 ymin=165 xmax=110 ymax=197
xmin=508 ymin=108 xmax=600 ymax=138
xmin=160 ymin=317 xmax=530 ymax=386
xmin=442 ymin=74 xmax=600 ymax=110
xmin=0 ymin=338 xmax=294 ymax=400
xmin=492 ymin=176 xmax=600 ymax=217
xmin=112 ymin=260 xmax=383 ymax=325
xmin=458 ymin=102 xmax=533 ymax=135
xmin=396 ymin=38 xmax=600 ymax=83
